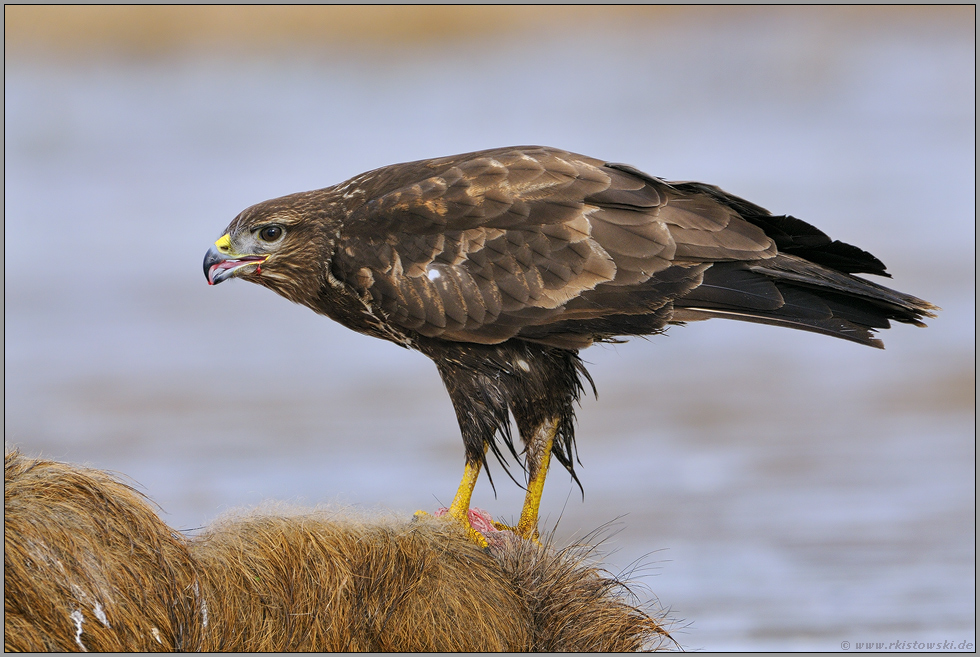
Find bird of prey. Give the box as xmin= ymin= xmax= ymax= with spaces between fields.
xmin=203 ymin=146 xmax=936 ymax=547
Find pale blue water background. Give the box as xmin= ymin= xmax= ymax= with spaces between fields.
xmin=5 ymin=12 xmax=975 ymax=650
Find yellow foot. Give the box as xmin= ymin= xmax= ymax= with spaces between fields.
xmin=491 ymin=520 xmax=540 ymax=544
xmin=415 ymin=508 xmax=490 ymax=548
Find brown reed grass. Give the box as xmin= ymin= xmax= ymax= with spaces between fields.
xmin=5 ymin=5 xmax=963 ymax=59
xmin=4 ymin=449 xmax=673 ymax=651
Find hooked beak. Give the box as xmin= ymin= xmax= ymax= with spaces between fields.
xmin=204 ymin=234 xmax=268 ymax=286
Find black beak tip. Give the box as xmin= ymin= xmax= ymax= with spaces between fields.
xmin=203 ymin=246 xmax=222 ymax=285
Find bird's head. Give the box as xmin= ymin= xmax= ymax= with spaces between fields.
xmin=204 ymin=193 xmax=333 ymax=307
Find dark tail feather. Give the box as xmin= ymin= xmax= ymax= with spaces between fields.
xmin=673 ymin=255 xmax=938 ymax=348
xmin=668 ymin=181 xmax=892 ymax=277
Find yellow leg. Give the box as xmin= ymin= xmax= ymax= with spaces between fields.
xmin=513 ymin=419 xmax=558 ymax=541
xmin=446 ymin=448 xmax=490 ymax=548
xmin=448 ymin=460 xmax=481 ymax=520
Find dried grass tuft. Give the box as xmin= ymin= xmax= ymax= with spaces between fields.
xmin=4 ymin=450 xmax=204 ymax=652
xmin=494 ymin=529 xmax=675 ymax=651
xmin=5 ymin=449 xmax=674 ymax=651
xmin=191 ymin=510 xmax=533 ymax=651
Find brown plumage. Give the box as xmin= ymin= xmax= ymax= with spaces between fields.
xmin=203 ymin=145 xmax=937 ymax=544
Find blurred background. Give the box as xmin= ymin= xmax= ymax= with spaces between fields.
xmin=4 ymin=6 xmax=974 ymax=650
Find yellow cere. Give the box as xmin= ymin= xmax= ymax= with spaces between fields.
xmin=214 ymin=233 xmax=233 ymax=253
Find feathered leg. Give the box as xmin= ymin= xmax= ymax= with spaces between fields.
xmin=424 ymin=340 xmax=590 ymax=546
xmin=504 ymin=347 xmax=590 ymax=541
xmin=427 ymin=344 xmax=514 ymax=547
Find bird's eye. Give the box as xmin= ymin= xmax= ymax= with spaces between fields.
xmin=258 ymin=225 xmax=283 ymax=242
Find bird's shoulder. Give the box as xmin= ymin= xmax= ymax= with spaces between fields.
xmin=334 ymin=146 xmax=607 ymax=234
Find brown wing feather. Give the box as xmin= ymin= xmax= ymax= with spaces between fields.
xmin=330 ymin=146 xmax=795 ymax=348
